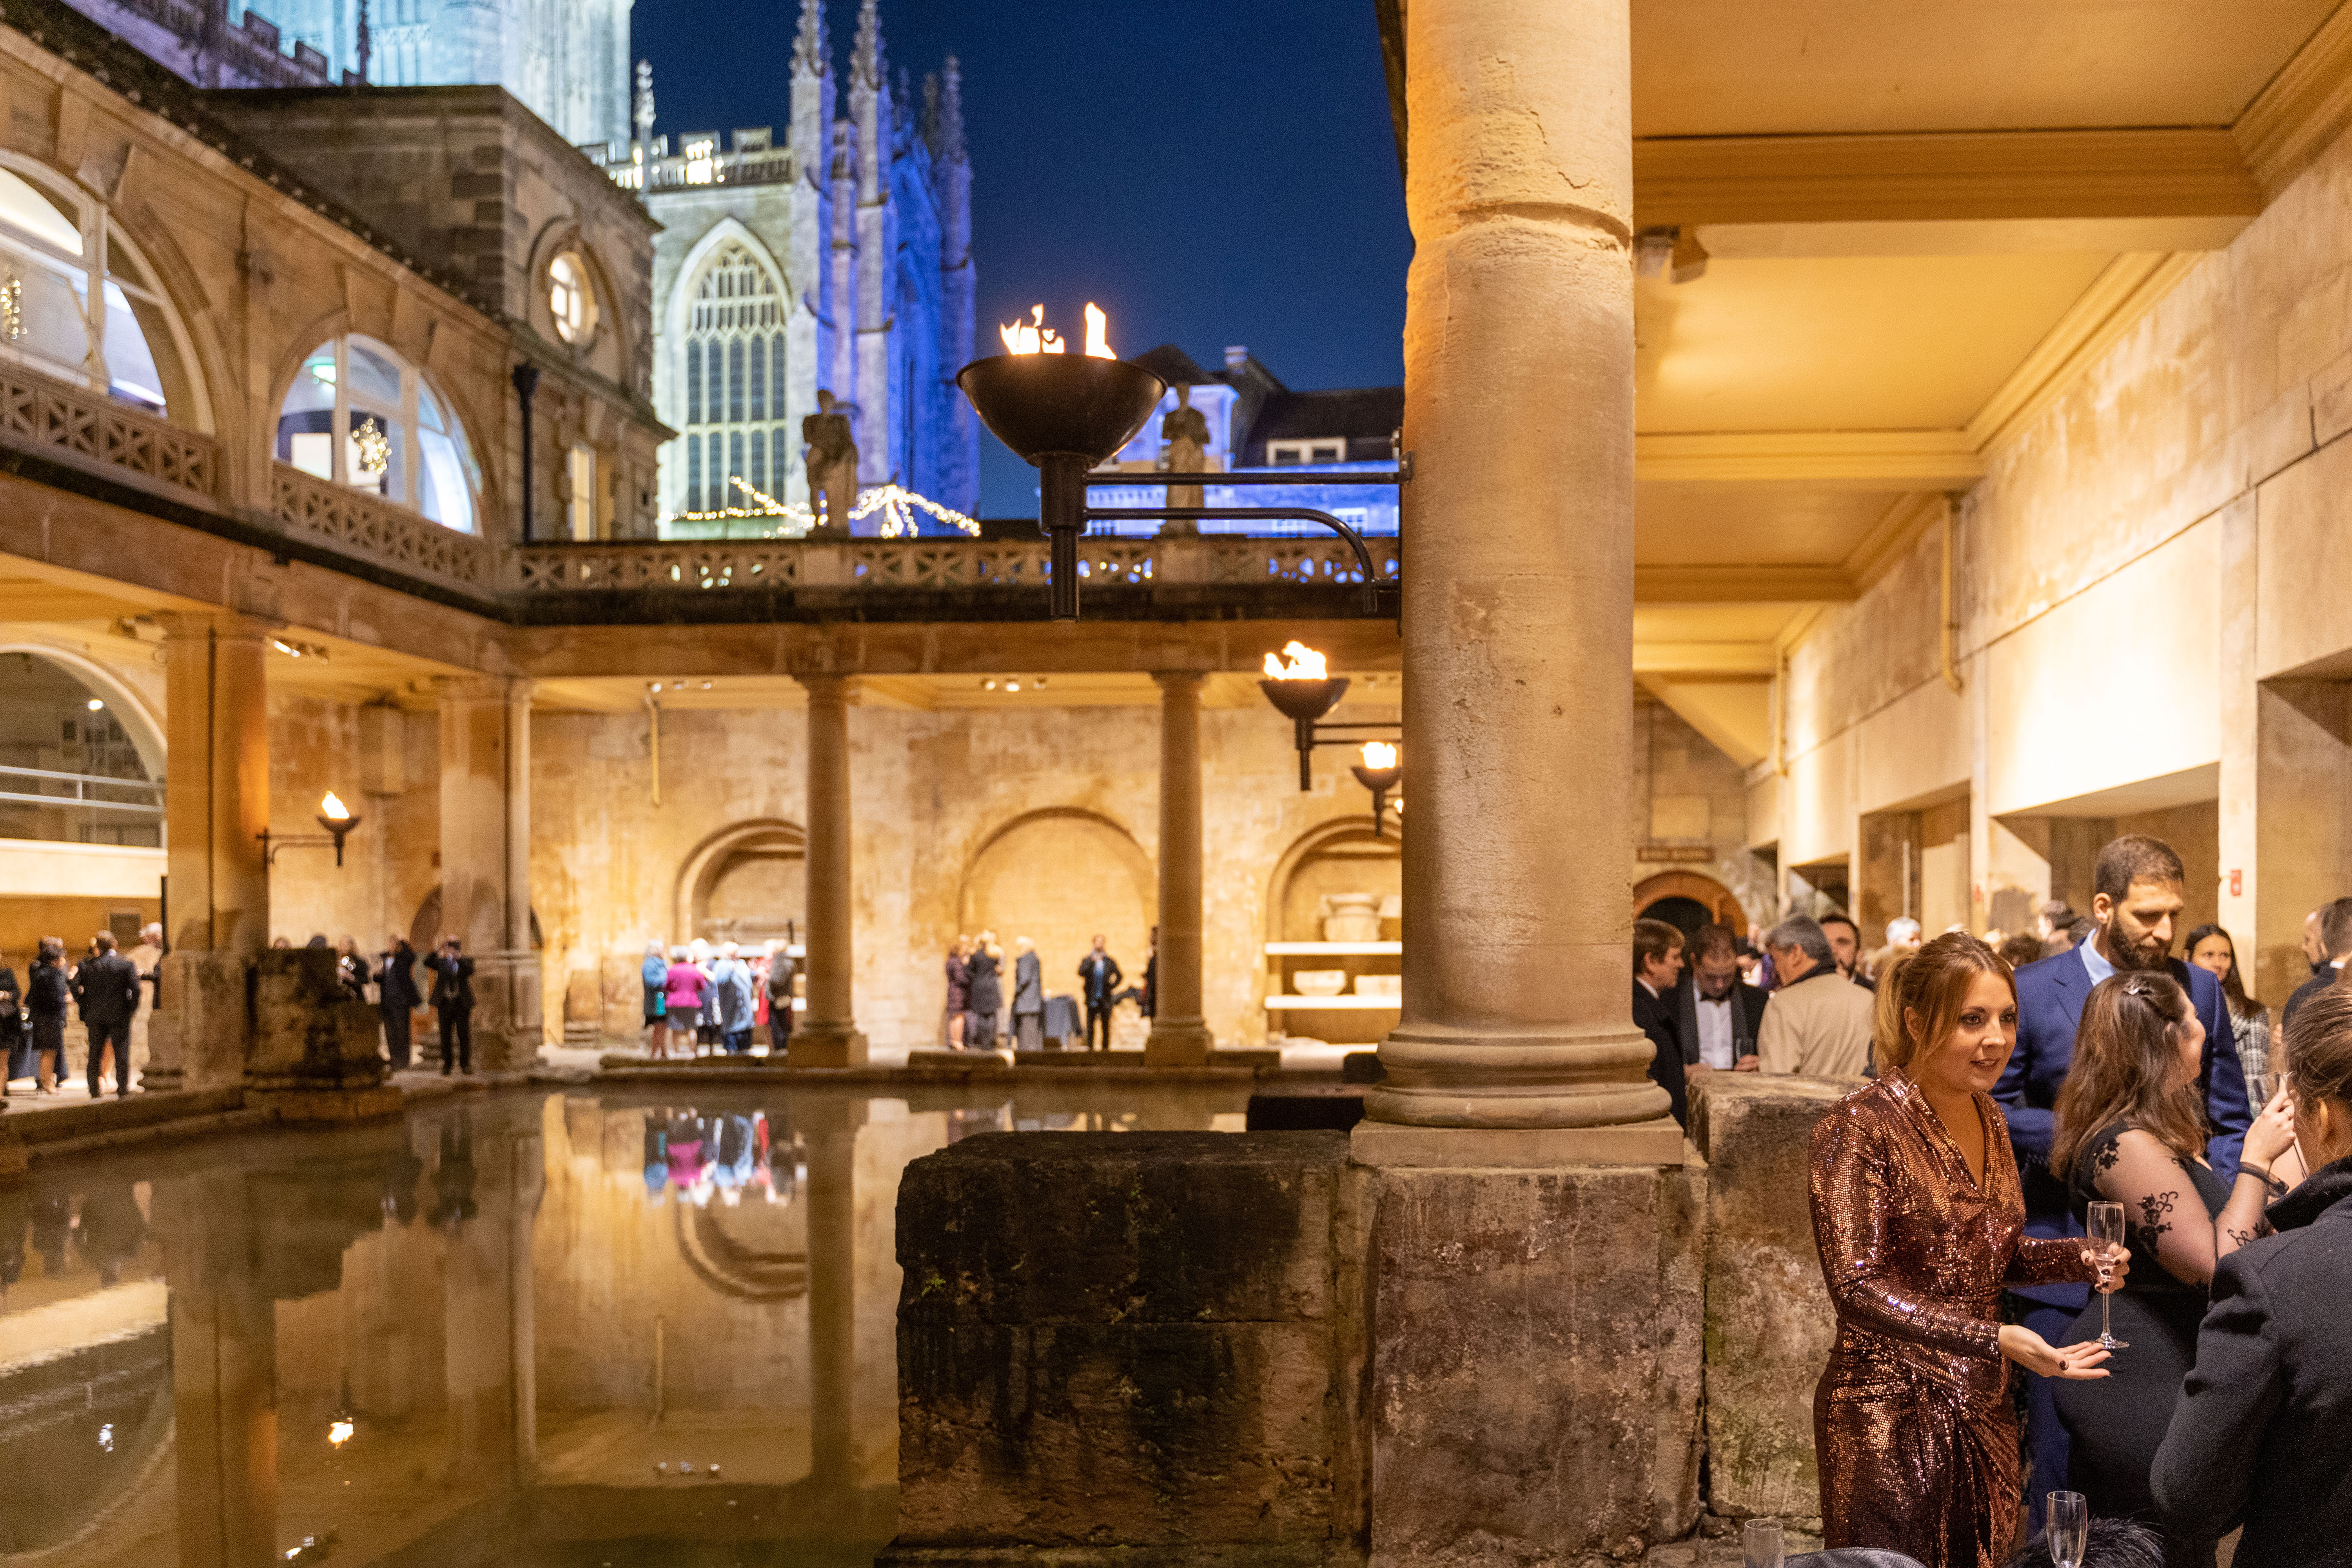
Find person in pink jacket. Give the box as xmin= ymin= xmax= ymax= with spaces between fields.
xmin=661 ymin=950 xmax=710 ymax=1060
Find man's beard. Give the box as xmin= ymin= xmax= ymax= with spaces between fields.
xmin=2106 ymin=920 xmax=2172 ymax=972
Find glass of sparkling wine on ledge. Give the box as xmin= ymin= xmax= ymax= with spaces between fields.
xmin=1743 ymin=1518 xmax=1784 ymax=1568
xmin=2048 ymin=1490 xmax=2089 ymax=1568
xmin=2087 ymin=1201 xmax=2129 ymax=1349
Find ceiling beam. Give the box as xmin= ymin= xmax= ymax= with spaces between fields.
xmin=1633 ymin=128 xmax=2262 ymax=229
xmin=2236 ymin=0 xmax=2352 ymax=198
xmin=1635 ymin=430 xmax=1984 ymax=488
xmin=1631 ymin=640 xmax=1782 ymax=677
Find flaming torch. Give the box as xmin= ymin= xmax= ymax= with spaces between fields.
xmin=1350 ymin=740 xmax=1403 ymax=837
xmin=1258 ymin=642 xmax=1351 ymax=791
xmin=956 ymin=302 xmax=1163 ymax=621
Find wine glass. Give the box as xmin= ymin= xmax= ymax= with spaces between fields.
xmin=2086 ymin=1201 xmax=2129 ymax=1349
xmin=1743 ymin=1518 xmax=1785 ymax=1568
xmin=2047 ymin=1490 xmax=2089 ymax=1568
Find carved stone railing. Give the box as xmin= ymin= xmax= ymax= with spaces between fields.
xmin=0 ymin=364 xmax=218 ymax=502
xmin=512 ymin=534 xmax=1400 ymax=604
xmin=269 ymin=464 xmax=496 ymax=588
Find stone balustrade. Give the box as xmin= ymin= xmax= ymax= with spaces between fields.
xmin=0 ymin=362 xmax=217 ymax=503
xmin=268 ymin=464 xmax=498 ymax=589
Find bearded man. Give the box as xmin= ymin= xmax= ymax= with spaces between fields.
xmin=1993 ymin=833 xmax=2249 ymax=1530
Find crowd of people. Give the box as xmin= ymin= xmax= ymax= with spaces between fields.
xmin=938 ymin=931 xmax=1154 ymax=1052
xmin=1735 ymin=831 xmax=2352 ymax=1568
xmin=0 ymin=926 xmax=161 ymax=1098
xmin=639 ymin=938 xmax=799 ymax=1061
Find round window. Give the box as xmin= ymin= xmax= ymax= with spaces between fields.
xmin=549 ymin=251 xmax=597 ymax=346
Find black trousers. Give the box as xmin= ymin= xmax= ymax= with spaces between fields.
xmin=383 ymin=1006 xmax=413 ymax=1069
xmin=768 ymin=1003 xmax=793 ymax=1054
xmin=437 ymin=1004 xmax=472 ymax=1072
xmin=1085 ymin=1003 xmax=1112 ymax=1051
xmin=85 ymin=1019 xmax=131 ymax=1094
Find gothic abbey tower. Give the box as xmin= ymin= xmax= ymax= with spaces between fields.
xmin=628 ymin=0 xmax=977 ymax=527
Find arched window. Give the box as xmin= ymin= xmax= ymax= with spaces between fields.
xmin=0 ymin=164 xmax=195 ymax=420
xmin=549 ymin=250 xmax=597 ymax=345
xmin=680 ymin=241 xmax=786 ymax=513
xmin=276 ymin=335 xmax=481 ymax=534
xmin=0 ymin=650 xmax=162 ymax=848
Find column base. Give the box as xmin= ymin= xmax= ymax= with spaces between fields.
xmin=147 ymin=951 xmax=253 ymax=1094
xmin=790 ymin=1025 xmax=869 ymax=1069
xmin=1142 ymin=1018 xmax=1213 ymax=1068
xmin=1363 ymin=1020 xmax=1670 ymax=1128
xmin=467 ymin=949 xmax=545 ymax=1073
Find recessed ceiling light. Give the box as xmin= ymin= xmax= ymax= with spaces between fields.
xmin=1005 ymin=680 xmax=1021 ymax=693
xmin=85 ymin=698 xmax=104 ymax=711
xmin=981 ymin=678 xmax=997 ymax=690
xmin=700 ymin=681 xmax=712 ymax=690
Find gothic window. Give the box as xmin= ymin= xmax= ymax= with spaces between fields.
xmin=0 ymin=163 xmax=198 ymax=422
xmin=275 ymin=334 xmax=481 ymax=534
xmin=681 ymin=240 xmax=784 ymax=512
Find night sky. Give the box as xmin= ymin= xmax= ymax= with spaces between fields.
xmin=630 ymin=0 xmax=1411 ymax=515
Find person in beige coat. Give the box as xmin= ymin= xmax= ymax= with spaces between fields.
xmin=1758 ymin=915 xmax=1877 ymax=1078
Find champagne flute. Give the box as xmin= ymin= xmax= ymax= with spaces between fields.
xmin=1743 ymin=1518 xmax=1785 ymax=1568
xmin=2047 ymin=1491 xmax=2089 ymax=1568
xmin=2086 ymin=1201 xmax=2129 ymax=1349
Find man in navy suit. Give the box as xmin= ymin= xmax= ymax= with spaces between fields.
xmin=1996 ymin=834 xmax=2249 ymax=1521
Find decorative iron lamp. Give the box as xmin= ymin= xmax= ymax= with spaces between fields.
xmin=1258 ymin=641 xmax=1350 ymax=789
xmin=954 ymin=352 xmax=1166 ymax=621
xmin=259 ymin=791 xmax=364 ymax=867
xmin=1350 ymin=741 xmax=1402 ymax=836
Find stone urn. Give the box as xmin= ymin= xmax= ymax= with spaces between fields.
xmin=1320 ymin=893 xmax=1383 ymax=944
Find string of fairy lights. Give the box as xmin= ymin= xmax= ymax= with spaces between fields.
xmin=668 ymin=477 xmax=981 ymax=538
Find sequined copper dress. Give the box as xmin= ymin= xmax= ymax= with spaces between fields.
xmin=1809 ymin=1073 xmax=2093 ymax=1568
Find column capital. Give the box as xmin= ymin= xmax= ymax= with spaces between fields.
xmin=795 ymin=671 xmax=864 ymax=704
xmin=434 ymin=674 xmax=533 ymax=706
xmin=1150 ymin=670 xmax=1209 ymax=695
xmin=156 ymin=609 xmax=276 ymax=644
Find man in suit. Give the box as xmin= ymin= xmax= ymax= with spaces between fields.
xmin=1996 ymin=833 xmax=2250 ymax=1523
xmin=421 ymin=935 xmax=475 ymax=1075
xmin=1077 ymin=936 xmax=1123 ymax=1053
xmin=2283 ymin=897 xmax=2352 ymax=1031
xmin=378 ymin=935 xmax=421 ymax=1069
xmin=72 ymin=931 xmax=140 ymax=1097
xmin=1675 ymin=922 xmax=1767 ymax=1075
xmin=1632 ymin=918 xmax=1690 ymax=1127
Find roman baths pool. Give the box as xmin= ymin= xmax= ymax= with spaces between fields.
xmin=0 ymin=1082 xmax=1253 ymax=1567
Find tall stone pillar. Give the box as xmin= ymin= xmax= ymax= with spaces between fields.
xmin=161 ymin=1172 xmax=278 ymax=1568
xmin=147 ymin=612 xmax=272 ymax=1094
xmin=437 ymin=677 xmax=543 ymax=1070
xmin=1350 ymin=4 xmax=1703 ymax=1563
xmin=801 ymin=1098 xmax=864 ymax=1490
xmin=795 ymin=674 xmax=869 ymax=1065
xmin=1362 ymin=0 xmax=1666 ymax=1142
xmin=1145 ymin=672 xmax=1212 ymax=1067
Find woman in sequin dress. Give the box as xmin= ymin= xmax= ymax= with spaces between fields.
xmin=1810 ymin=933 xmax=2121 ymax=1568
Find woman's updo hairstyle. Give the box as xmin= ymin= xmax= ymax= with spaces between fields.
xmin=2285 ymin=978 xmax=2352 ymax=1132
xmin=1872 ymin=929 xmax=2014 ymax=1076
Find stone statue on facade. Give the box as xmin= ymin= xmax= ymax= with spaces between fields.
xmin=804 ymin=390 xmax=860 ymax=537
xmin=1160 ymin=384 xmax=1211 ymax=536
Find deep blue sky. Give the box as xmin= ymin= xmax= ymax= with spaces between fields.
xmin=631 ymin=0 xmax=1411 ymax=515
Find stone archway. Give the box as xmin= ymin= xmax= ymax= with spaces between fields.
xmin=1633 ymin=870 xmax=1747 ymax=938
xmin=1263 ymin=815 xmax=1403 ymax=1046
xmin=671 ymin=818 xmax=807 ymax=948
xmin=955 ymin=808 xmax=1153 ymax=992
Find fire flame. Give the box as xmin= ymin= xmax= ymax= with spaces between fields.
xmin=319 ymin=791 xmax=351 ymax=821
xmin=999 ymin=303 xmax=1116 ymax=359
xmin=328 ymin=1419 xmax=354 ymax=1448
xmin=1262 ymin=641 xmax=1328 ymax=681
xmin=1359 ymin=741 xmax=1397 ymax=770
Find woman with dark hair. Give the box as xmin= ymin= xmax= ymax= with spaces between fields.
xmin=25 ymin=936 xmax=68 ymax=1094
xmin=2185 ymin=923 xmax=2269 ymax=1093
xmin=2155 ymin=982 xmax=2352 ymax=1565
xmin=1810 ymin=932 xmax=2120 ymax=1568
xmin=2049 ymin=973 xmax=2298 ymax=1566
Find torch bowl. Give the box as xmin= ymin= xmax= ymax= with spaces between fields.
xmin=956 ymin=354 xmax=1168 ymax=466
xmin=1259 ymin=676 xmax=1351 ymax=724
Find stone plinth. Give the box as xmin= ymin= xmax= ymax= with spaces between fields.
xmin=1688 ymin=1073 xmax=1856 ymax=1520
xmin=244 ymin=948 xmax=397 ymax=1118
xmin=144 ymin=950 xmax=254 ymax=1094
xmin=884 ymin=1131 xmax=1360 ymax=1567
xmin=1362 ymin=1155 xmax=1705 ymax=1563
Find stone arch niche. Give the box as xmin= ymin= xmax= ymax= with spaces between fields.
xmin=407 ymin=886 xmax=543 ymax=953
xmin=956 ymin=808 xmax=1153 ymax=991
xmin=673 ymin=818 xmax=806 ymax=948
xmin=1633 ymin=870 xmax=1748 ymax=939
xmin=1265 ymin=817 xmax=1404 ymax=1046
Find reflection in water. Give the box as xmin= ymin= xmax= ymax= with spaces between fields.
xmin=0 ymin=1081 xmax=1247 ymax=1566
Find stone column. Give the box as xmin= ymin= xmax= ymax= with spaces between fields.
xmin=146 ymin=612 xmax=272 ymax=1094
xmin=436 ymin=677 xmax=543 ymax=1071
xmin=794 ymin=674 xmax=869 ymax=1066
xmin=1351 ymin=4 xmax=1702 ymax=1564
xmin=1145 ymin=672 xmax=1212 ymax=1067
xmin=1361 ymin=0 xmax=1668 ymax=1144
xmin=801 ymin=1098 xmax=864 ymax=1490
xmin=161 ymin=1171 xmax=278 ymax=1568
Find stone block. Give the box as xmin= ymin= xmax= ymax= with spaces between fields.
xmin=1360 ymin=1158 xmax=1704 ymax=1566
xmin=244 ymin=948 xmax=385 ymax=1094
xmin=888 ymin=1131 xmax=1353 ymax=1564
xmin=1688 ymin=1074 xmax=1855 ymax=1520
xmin=145 ymin=951 xmax=254 ymax=1094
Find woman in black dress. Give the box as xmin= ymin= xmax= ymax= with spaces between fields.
xmin=964 ymin=933 xmax=1004 ymax=1050
xmin=2050 ymin=972 xmax=2298 ymax=1566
